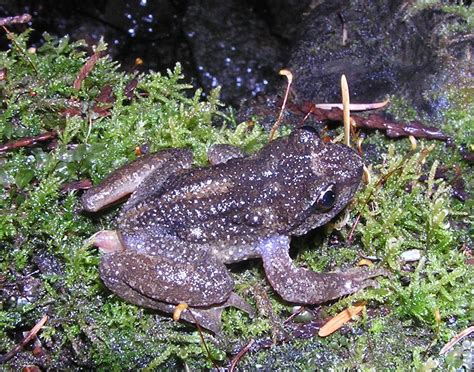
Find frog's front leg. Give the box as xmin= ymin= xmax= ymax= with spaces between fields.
xmin=82 ymin=148 xmax=192 ymax=212
xmin=259 ymin=236 xmax=386 ymax=304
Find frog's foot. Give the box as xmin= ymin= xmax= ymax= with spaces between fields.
xmin=259 ymin=236 xmax=388 ymax=304
xmin=179 ymin=292 xmax=255 ymax=334
xmin=86 ymin=230 xmax=124 ymax=253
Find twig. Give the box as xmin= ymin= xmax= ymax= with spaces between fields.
xmin=0 ymin=315 xmax=48 ymax=363
xmin=229 ymin=339 xmax=255 ymax=372
xmin=0 ymin=131 xmax=57 ymax=153
xmin=314 ymin=100 xmax=389 ymax=111
xmin=187 ymin=309 xmax=218 ymax=369
xmin=439 ymin=326 xmax=474 ymax=355
xmin=294 ymin=103 xmax=449 ymax=141
xmin=341 ymin=74 xmax=351 ymax=147
xmin=347 ymin=213 xmax=362 ymax=243
xmin=269 ymin=69 xmax=293 ymax=141
xmin=0 ymin=14 xmax=32 ymax=27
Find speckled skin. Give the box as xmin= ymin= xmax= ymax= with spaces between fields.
xmin=82 ymin=128 xmax=384 ymax=333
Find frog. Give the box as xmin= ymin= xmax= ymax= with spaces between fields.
xmin=82 ymin=127 xmax=384 ymax=333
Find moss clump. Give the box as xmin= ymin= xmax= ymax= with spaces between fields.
xmin=0 ymin=30 xmax=270 ymax=369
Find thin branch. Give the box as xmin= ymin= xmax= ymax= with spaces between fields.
xmin=229 ymin=339 xmax=255 ymax=372
xmin=269 ymin=69 xmax=293 ymax=141
xmin=187 ymin=309 xmax=218 ymax=369
xmin=0 ymin=315 xmax=48 ymax=364
xmin=0 ymin=131 xmax=57 ymax=153
xmin=439 ymin=326 xmax=474 ymax=355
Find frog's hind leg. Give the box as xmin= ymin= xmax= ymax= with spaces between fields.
xmin=100 ymin=251 xmax=253 ymax=333
xmin=99 ymin=250 xmax=253 ymax=332
xmin=259 ymin=235 xmax=387 ymax=304
xmin=82 ymin=148 xmax=192 ymax=212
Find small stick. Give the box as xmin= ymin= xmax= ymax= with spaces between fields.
xmin=0 ymin=14 xmax=32 ymax=27
xmin=0 ymin=131 xmax=57 ymax=153
xmin=347 ymin=213 xmax=361 ymax=243
xmin=187 ymin=309 xmax=218 ymax=369
xmin=314 ymin=100 xmax=389 ymax=111
xmin=439 ymin=326 xmax=474 ymax=355
xmin=341 ymin=75 xmax=351 ymax=147
xmin=229 ymin=339 xmax=255 ymax=372
xmin=0 ymin=315 xmax=48 ymax=363
xmin=269 ymin=69 xmax=293 ymax=141
xmin=318 ymin=303 xmax=366 ymax=337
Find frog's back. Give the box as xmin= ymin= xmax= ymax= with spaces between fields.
xmin=119 ymin=135 xmax=316 ymax=244
xmin=118 ymin=129 xmax=363 ymax=249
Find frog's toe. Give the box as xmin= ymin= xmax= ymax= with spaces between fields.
xmin=225 ymin=292 xmax=255 ymax=318
xmin=86 ymin=230 xmax=124 ymax=253
xmin=339 ymin=268 xmax=388 ymax=292
xmin=180 ymin=293 xmax=254 ymax=333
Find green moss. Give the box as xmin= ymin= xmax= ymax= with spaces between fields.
xmin=0 ymin=29 xmax=472 ymax=370
xmin=0 ymin=30 xmax=271 ymax=368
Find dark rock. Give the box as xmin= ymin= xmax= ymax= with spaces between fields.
xmin=288 ymin=0 xmax=473 ymax=119
xmin=183 ymin=0 xmax=284 ymax=106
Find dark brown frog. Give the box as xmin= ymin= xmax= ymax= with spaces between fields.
xmin=82 ymin=128 xmax=383 ymax=332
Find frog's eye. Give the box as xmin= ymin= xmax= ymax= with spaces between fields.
xmin=314 ymin=184 xmax=336 ymax=211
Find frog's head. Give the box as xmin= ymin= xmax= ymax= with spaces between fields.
xmin=287 ymin=127 xmax=364 ymax=234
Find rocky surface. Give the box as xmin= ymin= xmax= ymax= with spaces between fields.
xmin=1 ymin=1 xmax=471 ymax=117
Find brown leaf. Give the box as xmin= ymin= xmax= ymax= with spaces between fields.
xmin=0 ymin=131 xmax=57 ymax=153
xmin=124 ymin=78 xmax=138 ymax=100
xmin=95 ymin=85 xmax=115 ymax=104
xmin=318 ymin=303 xmax=366 ymax=337
xmin=73 ymin=52 xmax=101 ymax=91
